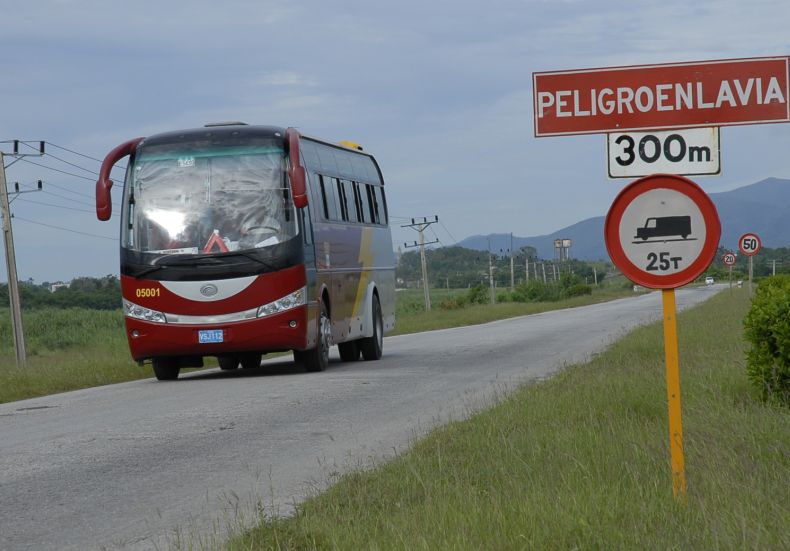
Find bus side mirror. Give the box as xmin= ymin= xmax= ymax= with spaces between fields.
xmin=96 ymin=137 xmax=143 ymax=221
xmin=286 ymin=127 xmax=308 ymax=209
xmin=290 ymin=165 xmax=308 ymax=209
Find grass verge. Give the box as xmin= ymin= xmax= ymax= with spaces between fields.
xmin=230 ymin=287 xmax=789 ymax=550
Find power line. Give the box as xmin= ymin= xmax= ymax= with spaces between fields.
xmin=15 ymin=197 xmax=98 ymax=214
xmin=45 ymin=141 xmax=106 ymax=164
xmin=429 ymin=225 xmax=445 ymax=247
xmin=18 ymin=157 xmax=96 ymax=181
xmin=40 ymin=189 xmax=97 ymax=208
xmin=47 ymin=141 xmax=127 ymax=172
xmin=19 ymin=140 xmax=99 ymax=176
xmin=12 ymin=215 xmax=116 ymax=241
xmin=438 ymin=219 xmax=458 ymax=244
xmin=38 ymin=179 xmax=95 ymax=200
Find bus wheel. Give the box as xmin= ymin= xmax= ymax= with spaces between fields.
xmin=218 ymin=356 xmax=239 ymax=370
xmin=240 ymin=353 xmax=262 ymax=369
xmin=152 ymin=358 xmax=180 ymax=380
xmin=338 ymin=340 xmax=360 ymax=362
xmin=303 ymin=303 xmax=331 ymax=372
xmin=359 ymin=295 xmax=383 ymax=361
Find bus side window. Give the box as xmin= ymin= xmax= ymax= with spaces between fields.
xmin=300 ymin=206 xmax=313 ymax=245
xmin=373 ymin=185 xmax=388 ymax=225
xmin=365 ymin=185 xmax=378 ymax=224
xmin=357 ymin=182 xmax=372 ymax=224
xmin=337 ymin=179 xmax=353 ymax=222
xmin=350 ymin=181 xmax=363 ymax=223
xmin=320 ymin=175 xmax=341 ymax=221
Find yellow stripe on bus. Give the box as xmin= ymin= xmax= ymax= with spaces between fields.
xmin=352 ymin=227 xmax=374 ymax=318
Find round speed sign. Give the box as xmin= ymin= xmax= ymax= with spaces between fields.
xmin=723 ymin=253 xmax=736 ymax=266
xmin=738 ymin=233 xmax=762 ymax=257
xmin=605 ymin=174 xmax=721 ymax=289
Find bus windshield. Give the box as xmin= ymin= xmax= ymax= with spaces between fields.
xmin=122 ymin=139 xmax=299 ymax=261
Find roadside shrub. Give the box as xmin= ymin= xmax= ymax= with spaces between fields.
xmin=563 ymin=283 xmax=592 ymax=298
xmin=465 ymin=284 xmax=490 ymax=305
xmin=438 ymin=297 xmax=466 ymax=310
xmin=519 ymin=281 xmax=561 ymax=302
xmin=743 ymin=275 xmax=790 ymax=406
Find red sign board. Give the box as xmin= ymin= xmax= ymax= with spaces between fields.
xmin=534 ymin=57 xmax=790 ymax=136
xmin=738 ymin=233 xmax=762 ymax=256
xmin=723 ymin=253 xmax=737 ymax=267
xmin=605 ymin=174 xmax=721 ymax=289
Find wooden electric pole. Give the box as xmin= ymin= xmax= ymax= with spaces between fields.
xmin=402 ymin=216 xmax=439 ymax=311
xmin=0 ymin=151 xmax=26 ymax=367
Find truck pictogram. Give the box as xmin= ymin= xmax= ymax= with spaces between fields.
xmin=635 ymin=216 xmax=691 ymax=241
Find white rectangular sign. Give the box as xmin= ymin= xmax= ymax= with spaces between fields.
xmin=607 ymin=127 xmax=720 ymax=178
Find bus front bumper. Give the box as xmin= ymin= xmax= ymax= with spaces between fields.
xmin=124 ymin=304 xmax=310 ymax=361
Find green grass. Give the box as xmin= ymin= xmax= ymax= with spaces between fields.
xmin=230 ymin=288 xmax=789 ymax=550
xmin=0 ymin=285 xmax=635 ymax=404
xmin=391 ymin=285 xmax=638 ymax=335
xmin=0 ymin=308 xmax=143 ymax=403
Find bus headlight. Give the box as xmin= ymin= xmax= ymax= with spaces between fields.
xmin=123 ymin=299 xmax=167 ymax=323
xmin=257 ymin=287 xmax=306 ymax=318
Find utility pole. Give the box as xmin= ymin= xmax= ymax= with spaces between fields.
xmin=509 ymin=233 xmax=515 ymax=291
xmin=0 ymin=141 xmax=45 ymax=368
xmin=525 ymin=256 xmax=529 ymax=283
xmin=489 ymin=250 xmax=495 ymax=304
xmin=0 ymin=151 xmax=26 ymax=367
xmin=402 ymin=216 xmax=439 ymax=311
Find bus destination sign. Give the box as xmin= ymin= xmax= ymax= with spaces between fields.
xmin=533 ymin=56 xmax=790 ymax=136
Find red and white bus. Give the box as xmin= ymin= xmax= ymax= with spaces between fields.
xmin=96 ymin=123 xmax=395 ymax=380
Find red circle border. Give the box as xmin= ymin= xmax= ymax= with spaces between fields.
xmin=738 ymin=233 xmax=762 ymax=257
xmin=605 ymin=174 xmax=721 ymax=289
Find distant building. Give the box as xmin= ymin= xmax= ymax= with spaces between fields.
xmin=49 ymin=282 xmax=70 ymax=293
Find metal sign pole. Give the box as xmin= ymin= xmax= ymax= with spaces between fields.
xmin=749 ymin=256 xmax=753 ymax=295
xmin=662 ymin=288 xmax=686 ymax=499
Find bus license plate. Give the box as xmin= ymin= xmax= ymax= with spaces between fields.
xmin=198 ymin=329 xmax=224 ymax=344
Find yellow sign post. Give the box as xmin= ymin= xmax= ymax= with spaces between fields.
xmin=661 ymin=289 xmax=686 ymax=498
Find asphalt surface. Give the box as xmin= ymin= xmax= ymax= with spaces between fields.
xmin=0 ymin=285 xmax=722 ymax=550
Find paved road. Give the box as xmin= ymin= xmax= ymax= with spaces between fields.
xmin=0 ymin=286 xmax=721 ymax=550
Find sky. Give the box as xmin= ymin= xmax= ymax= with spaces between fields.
xmin=2 ymin=0 xmax=790 ymax=283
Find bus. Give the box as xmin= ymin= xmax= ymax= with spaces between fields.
xmin=95 ymin=123 xmax=396 ymax=380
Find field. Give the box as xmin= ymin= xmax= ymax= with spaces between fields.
xmin=0 ymin=308 xmax=142 ymax=403
xmin=0 ymin=284 xmax=634 ymax=404
xmin=230 ymin=288 xmax=790 ymax=550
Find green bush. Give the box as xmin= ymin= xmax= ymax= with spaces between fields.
xmin=743 ymin=275 xmax=790 ymax=406
xmin=563 ymin=283 xmax=592 ymax=298
xmin=466 ymin=284 xmax=491 ymax=305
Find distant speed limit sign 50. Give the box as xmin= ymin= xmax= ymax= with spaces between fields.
xmin=605 ymin=174 xmax=721 ymax=289
xmin=739 ymin=233 xmax=762 ymax=256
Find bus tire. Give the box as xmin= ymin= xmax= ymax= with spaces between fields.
xmin=218 ymin=356 xmax=239 ymax=370
xmin=152 ymin=358 xmax=180 ymax=380
xmin=240 ymin=352 xmax=262 ymax=369
xmin=338 ymin=340 xmax=360 ymax=362
xmin=359 ymin=295 xmax=383 ymax=361
xmin=303 ymin=302 xmax=331 ymax=372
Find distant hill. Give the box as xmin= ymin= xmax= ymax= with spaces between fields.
xmin=457 ymin=177 xmax=790 ymax=260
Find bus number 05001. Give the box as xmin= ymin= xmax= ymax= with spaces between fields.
xmin=646 ymin=252 xmax=682 ymax=272
xmin=136 ymin=288 xmax=161 ymax=298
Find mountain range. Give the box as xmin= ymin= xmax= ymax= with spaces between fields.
xmin=457 ymin=177 xmax=790 ymax=260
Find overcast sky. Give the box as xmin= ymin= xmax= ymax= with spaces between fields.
xmin=2 ymin=0 xmax=790 ymax=282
